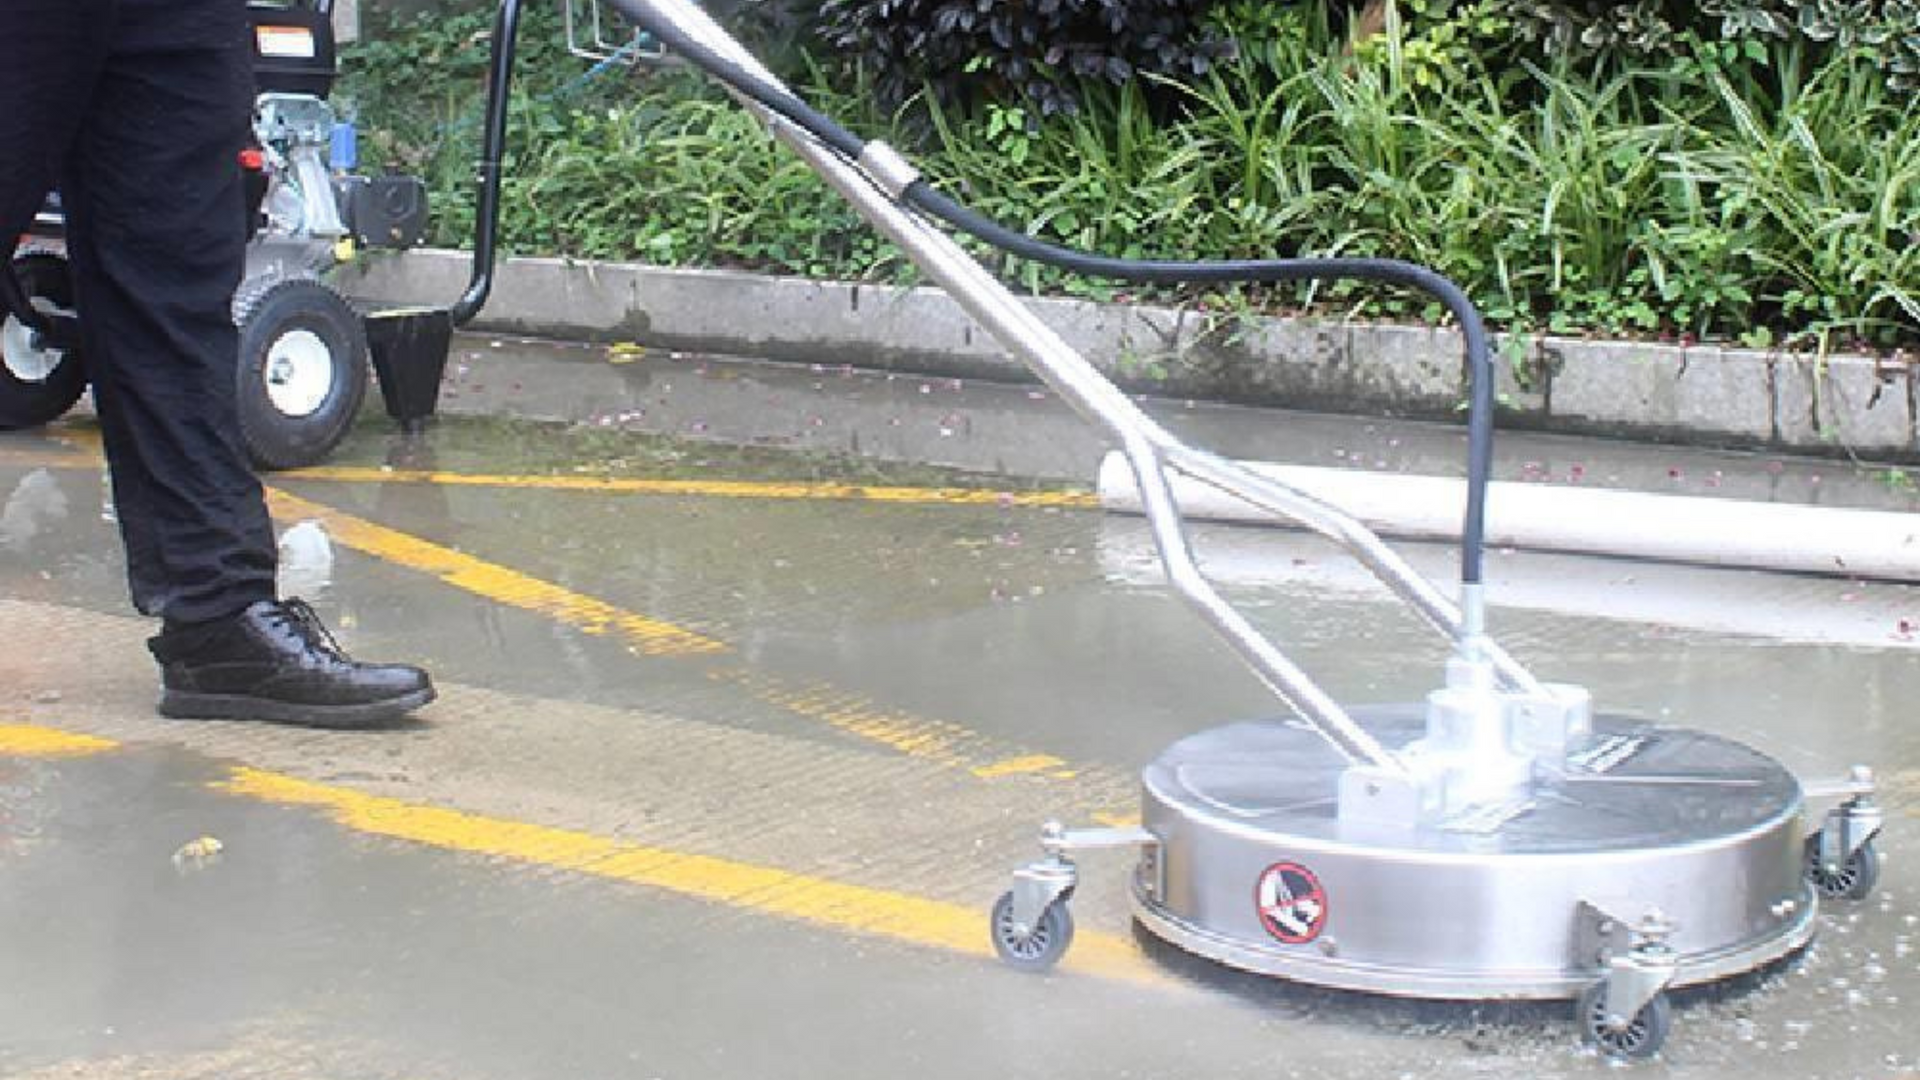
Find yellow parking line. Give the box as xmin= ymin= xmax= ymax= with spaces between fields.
xmin=0 ymin=438 xmax=1096 ymax=510
xmin=285 ymin=466 xmax=1099 ymax=510
xmin=713 ymin=669 xmax=977 ymax=766
xmin=264 ymin=488 xmax=726 ymax=658
xmin=972 ymin=754 xmax=1073 ymax=780
xmin=217 ymin=765 xmax=1168 ymax=988
xmin=0 ymin=721 xmax=1161 ymax=983
xmin=0 ymin=725 xmax=119 ymax=758
xmin=706 ymin=670 xmax=1126 ymax=801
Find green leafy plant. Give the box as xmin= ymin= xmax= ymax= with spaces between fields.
xmin=338 ymin=2 xmax=1917 ymax=353
xmin=814 ymin=0 xmax=1237 ymax=117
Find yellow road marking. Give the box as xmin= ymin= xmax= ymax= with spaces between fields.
xmin=0 ymin=725 xmax=119 ymax=758
xmin=264 ymin=488 xmax=726 ymax=657
xmin=714 ymin=669 xmax=978 ymax=765
xmin=972 ymin=754 xmax=1073 ymax=780
xmin=708 ymin=670 xmax=1118 ymax=791
xmin=285 ymin=466 xmax=1099 ymax=510
xmin=217 ymin=766 xmax=1167 ymax=987
xmin=0 ymin=439 xmax=1095 ymax=510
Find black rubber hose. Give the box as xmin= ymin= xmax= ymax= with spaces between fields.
xmin=905 ymin=187 xmax=1496 ymax=587
xmin=602 ymin=0 xmax=1494 ymax=586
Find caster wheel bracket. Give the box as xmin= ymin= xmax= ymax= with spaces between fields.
xmin=1600 ymin=945 xmax=1677 ymax=1033
xmin=1816 ymin=794 xmax=1884 ymax=872
xmin=1010 ymin=859 xmax=1077 ymax=936
xmin=1575 ymin=903 xmax=1679 ymax=1032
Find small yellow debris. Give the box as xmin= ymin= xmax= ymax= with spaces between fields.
xmin=606 ymin=341 xmax=646 ymax=365
xmin=171 ymin=836 xmax=225 ymax=870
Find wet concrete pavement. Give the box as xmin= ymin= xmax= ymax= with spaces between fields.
xmin=4 ymin=340 xmax=1920 ymax=1079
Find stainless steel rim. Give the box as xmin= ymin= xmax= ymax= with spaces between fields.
xmin=1128 ymin=875 xmax=1818 ymax=1000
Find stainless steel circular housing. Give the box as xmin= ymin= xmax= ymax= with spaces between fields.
xmin=1131 ymin=708 xmax=1816 ymax=999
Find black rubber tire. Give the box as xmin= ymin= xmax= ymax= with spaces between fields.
xmin=1805 ymin=834 xmax=1880 ymax=902
xmin=989 ymin=890 xmax=1075 ymax=972
xmin=0 ymin=251 xmax=87 ymax=430
xmin=234 ymin=277 xmax=368 ymax=470
xmin=1577 ymin=980 xmax=1671 ymax=1061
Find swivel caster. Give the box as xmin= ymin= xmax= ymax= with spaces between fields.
xmin=1577 ymin=978 xmax=1672 ymax=1061
xmin=989 ymin=889 xmax=1074 ymax=971
xmin=1804 ymin=776 xmax=1884 ymax=903
xmin=1806 ymin=834 xmax=1880 ymax=901
xmin=1573 ymin=906 xmax=1679 ymax=1061
xmin=989 ymin=821 xmax=1154 ymax=974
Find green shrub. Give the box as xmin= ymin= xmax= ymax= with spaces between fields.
xmin=1478 ymin=0 xmax=1919 ymax=91
xmin=339 ymin=2 xmax=1916 ymax=350
xmin=813 ymin=0 xmax=1238 ymax=117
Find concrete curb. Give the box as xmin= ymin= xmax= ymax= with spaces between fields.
xmin=335 ymin=248 xmax=1919 ymax=461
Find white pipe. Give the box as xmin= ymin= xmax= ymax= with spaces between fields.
xmin=1098 ymin=452 xmax=1920 ymax=582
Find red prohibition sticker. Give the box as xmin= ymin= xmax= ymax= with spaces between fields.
xmin=1255 ymin=861 xmax=1328 ymax=944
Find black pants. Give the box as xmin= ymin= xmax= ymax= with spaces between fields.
xmin=0 ymin=0 xmax=276 ymax=625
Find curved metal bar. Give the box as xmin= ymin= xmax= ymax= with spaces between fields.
xmin=1121 ymin=432 xmax=1407 ymax=771
xmin=1158 ymin=444 xmax=1544 ymax=695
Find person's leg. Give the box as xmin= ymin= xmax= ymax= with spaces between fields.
xmin=57 ymin=0 xmax=275 ymax=623
xmin=58 ymin=0 xmax=432 ymax=726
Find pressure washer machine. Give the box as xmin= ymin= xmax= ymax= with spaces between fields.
xmin=0 ymin=0 xmax=435 ymax=468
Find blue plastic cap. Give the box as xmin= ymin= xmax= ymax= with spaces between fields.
xmin=330 ymin=121 xmax=358 ymax=173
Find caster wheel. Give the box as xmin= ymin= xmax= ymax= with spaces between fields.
xmin=1577 ymin=980 xmax=1671 ymax=1061
xmin=1806 ymin=835 xmax=1880 ymax=901
xmin=1 ymin=250 xmax=87 ymax=430
xmin=234 ymin=277 xmax=368 ymax=470
xmin=990 ymin=890 xmax=1074 ymax=972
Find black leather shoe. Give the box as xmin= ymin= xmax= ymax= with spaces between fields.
xmin=149 ymin=599 xmax=434 ymax=727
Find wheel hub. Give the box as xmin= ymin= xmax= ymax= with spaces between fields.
xmin=2 ymin=309 xmax=67 ymax=383
xmin=263 ymin=328 xmax=336 ymax=418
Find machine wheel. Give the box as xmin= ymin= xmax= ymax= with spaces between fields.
xmin=1577 ymin=980 xmax=1671 ymax=1061
xmin=0 ymin=251 xmax=87 ymax=430
xmin=1805 ymin=835 xmax=1880 ymax=901
xmin=234 ymin=277 xmax=367 ymax=470
xmin=990 ymin=890 xmax=1074 ymax=972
